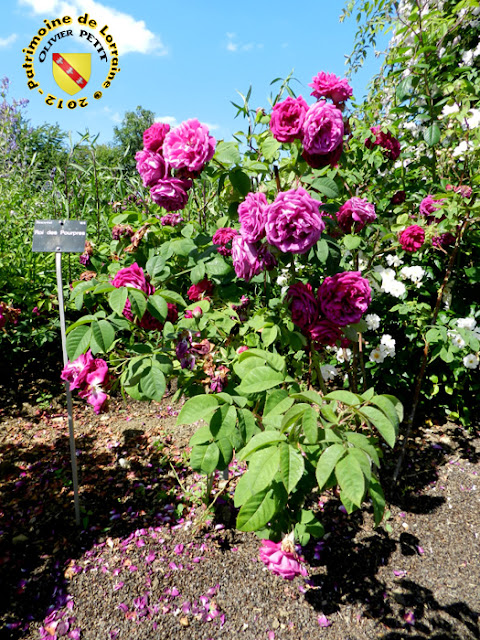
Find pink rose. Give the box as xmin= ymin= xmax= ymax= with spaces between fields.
xmin=419 ymin=195 xmax=444 ymax=221
xmin=163 ymin=119 xmax=216 ymax=173
xmin=269 ymin=95 xmax=308 ymax=143
xmin=160 ymin=213 xmax=184 ymax=226
xmin=231 ymin=235 xmax=262 ymax=282
xmin=308 ymin=71 xmax=353 ymax=104
xmin=336 ymin=197 xmax=377 ymax=233
xmin=135 ymin=150 xmax=168 ymax=187
xmin=187 ymin=279 xmax=214 ymax=302
xmin=309 ymin=318 xmax=343 ymax=347
xmin=79 ymin=360 xmax=109 ymax=414
xmin=259 ymin=539 xmax=308 ymax=580
xmin=446 ymin=184 xmax=472 ymax=198
xmin=318 ymin=271 xmax=371 ymax=326
xmin=302 ymin=101 xmax=344 ymax=156
xmin=398 ymin=225 xmax=425 ymax=252
xmin=112 ymin=263 xmax=152 ymax=294
xmin=61 ymin=350 xmax=94 ymax=390
xmin=238 ymin=192 xmax=268 ymax=243
xmin=150 ymin=177 xmax=192 ymax=212
xmin=365 ymin=126 xmax=400 ymax=160
xmin=286 ymin=282 xmax=319 ymax=330
xmin=265 ymin=188 xmax=325 ymax=254
xmin=212 ymin=227 xmax=238 ymax=256
xmin=143 ymin=122 xmax=171 ymax=153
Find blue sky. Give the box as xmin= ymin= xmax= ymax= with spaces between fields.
xmin=2 ymin=0 xmax=388 ymax=146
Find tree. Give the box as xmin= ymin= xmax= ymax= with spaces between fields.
xmin=113 ymin=105 xmax=155 ymax=169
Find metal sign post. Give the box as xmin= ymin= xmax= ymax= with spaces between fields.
xmin=32 ymin=219 xmax=87 ymax=526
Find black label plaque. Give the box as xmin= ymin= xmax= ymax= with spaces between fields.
xmin=32 ymin=220 xmax=87 ymax=253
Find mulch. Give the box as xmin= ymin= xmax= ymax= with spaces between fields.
xmin=1 ymin=381 xmax=479 ymax=640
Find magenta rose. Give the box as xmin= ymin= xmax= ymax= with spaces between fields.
xmin=269 ymin=95 xmax=308 ymax=143
xmin=309 ymin=318 xmax=343 ymax=347
xmin=308 ymin=72 xmax=353 ymax=104
xmin=238 ymin=192 xmax=268 ymax=243
xmin=212 ymin=227 xmax=238 ymax=256
xmin=336 ymin=197 xmax=377 ymax=233
xmin=365 ymin=126 xmax=401 ymax=160
xmin=432 ymin=232 xmax=455 ymax=248
xmin=61 ymin=349 xmax=95 ymax=391
xmin=302 ymin=101 xmax=344 ymax=156
xmin=160 ymin=213 xmax=184 ymax=226
xmin=111 ymin=262 xmax=152 ymax=294
xmin=318 ymin=271 xmax=372 ymax=326
xmin=143 ymin=122 xmax=171 ymax=153
xmin=398 ymin=225 xmax=425 ymax=252
xmin=150 ymin=177 xmax=192 ymax=212
xmin=259 ymin=539 xmax=308 ymax=580
xmin=135 ymin=149 xmax=169 ymax=187
xmin=231 ymin=235 xmax=262 ymax=282
xmin=187 ymin=278 xmax=214 ymax=302
xmin=163 ymin=119 xmax=216 ymax=173
xmin=265 ymin=188 xmax=325 ymax=254
xmin=286 ymin=282 xmax=318 ymax=330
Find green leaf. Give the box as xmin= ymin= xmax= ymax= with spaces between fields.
xmin=290 ymin=390 xmax=323 ymax=406
xmin=279 ymin=442 xmax=305 ymax=493
xmin=323 ymin=390 xmax=362 ymax=406
xmin=316 ymin=238 xmax=329 ymax=263
xmin=66 ymin=325 xmax=92 ymax=360
xmin=396 ymin=76 xmax=413 ymax=102
xmin=90 ymin=319 xmax=115 ymax=354
xmin=190 ymin=442 xmax=220 ymax=474
xmin=346 ymin=432 xmax=380 ymax=467
xmin=236 ymin=366 xmax=284 ymax=394
xmin=347 ymin=447 xmax=372 ymax=484
xmin=234 ymin=446 xmax=280 ymax=507
xmin=189 ymin=425 xmax=213 ymax=447
xmin=238 ymin=431 xmax=286 ymax=461
xmin=358 ymin=406 xmax=396 ymax=448
xmin=371 ymin=395 xmax=400 ymax=433
xmin=335 ymin=454 xmax=365 ymax=508
xmin=108 ymin=287 xmax=128 ymax=316
xmin=156 ymin=289 xmax=187 ymax=307
xmin=343 ymin=234 xmax=362 ymax=251
xmin=236 ymin=487 xmax=277 ymax=532
xmin=190 ymin=262 xmax=206 ymax=284
xmin=214 ymin=140 xmax=241 ymax=165
xmin=382 ymin=395 xmax=404 ymax=423
xmin=368 ymin=476 xmax=386 ymax=526
xmin=261 ymin=325 xmax=278 ymax=347
xmin=311 ymin=176 xmax=339 ymax=198
xmin=128 ymin=288 xmax=147 ymax=319
xmin=205 ymin=255 xmax=232 ymax=276
xmin=302 ymin=406 xmax=319 ymax=444
xmin=424 ymin=123 xmax=441 ymax=147
xmin=147 ymin=294 xmax=168 ymax=323
xmin=176 ymin=395 xmax=219 ymax=425
xmin=230 ymin=169 xmax=251 ymax=196
xmin=140 ymin=363 xmax=166 ymax=402
xmin=238 ymin=348 xmax=285 ymax=373
xmin=316 ymin=443 xmax=346 ymax=489
xmin=237 ymin=408 xmax=260 ymax=442
xmin=264 ymin=389 xmax=294 ymax=417
xmin=261 ymin=136 xmax=281 ymax=161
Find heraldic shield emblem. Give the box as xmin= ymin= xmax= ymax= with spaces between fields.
xmin=52 ymin=53 xmax=91 ymax=95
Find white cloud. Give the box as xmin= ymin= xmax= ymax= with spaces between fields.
xmin=18 ymin=0 xmax=167 ymax=55
xmin=0 ymin=34 xmax=17 ymax=47
xmin=225 ymin=33 xmax=263 ymax=53
xmin=103 ymin=106 xmax=122 ymax=123
xmin=155 ymin=115 xmax=178 ymax=128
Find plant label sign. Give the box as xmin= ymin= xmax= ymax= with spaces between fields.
xmin=32 ymin=219 xmax=87 ymax=253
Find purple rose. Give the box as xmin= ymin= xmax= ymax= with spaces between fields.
xmin=231 ymin=235 xmax=262 ymax=282
xmin=135 ymin=150 xmax=168 ymax=187
xmin=365 ymin=126 xmax=400 ymax=160
xmin=318 ymin=271 xmax=371 ymax=326
xmin=163 ymin=119 xmax=216 ymax=173
xmin=302 ymin=101 xmax=344 ymax=156
xmin=308 ymin=72 xmax=353 ymax=104
xmin=160 ymin=213 xmax=184 ymax=226
xmin=257 ymin=243 xmax=277 ymax=271
xmin=238 ymin=192 xmax=268 ymax=243
xmin=286 ymin=282 xmax=319 ymax=330
xmin=143 ymin=122 xmax=171 ymax=153
xmin=309 ymin=318 xmax=343 ymax=347
xmin=111 ymin=262 xmax=152 ymax=294
xmin=302 ymin=143 xmax=343 ymax=169
xmin=265 ymin=188 xmax=325 ymax=254
xmin=269 ymin=95 xmax=308 ymax=143
xmin=150 ymin=177 xmax=192 ymax=212
xmin=419 ymin=195 xmax=445 ymax=221
xmin=432 ymin=232 xmax=455 ymax=248
xmin=336 ymin=197 xmax=377 ymax=233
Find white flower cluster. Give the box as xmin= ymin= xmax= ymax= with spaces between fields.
xmin=399 ymin=265 xmax=425 ymax=287
xmin=369 ymin=334 xmax=396 ymax=364
xmin=449 ymin=317 xmax=480 ymax=369
xmin=365 ymin=313 xmax=381 ymax=331
xmin=374 ymin=266 xmax=407 ymax=298
xmin=320 ymin=364 xmax=339 ymax=381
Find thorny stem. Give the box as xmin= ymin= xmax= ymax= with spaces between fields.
xmin=393 ymin=206 xmax=472 ymax=483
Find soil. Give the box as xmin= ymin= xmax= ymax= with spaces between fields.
xmin=0 ymin=369 xmax=479 ymax=640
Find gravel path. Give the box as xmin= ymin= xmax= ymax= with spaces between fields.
xmin=0 ymin=390 xmax=479 ymax=640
